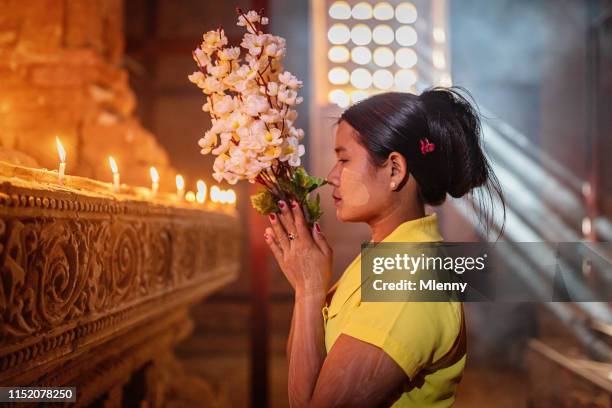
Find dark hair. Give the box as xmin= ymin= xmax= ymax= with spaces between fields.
xmin=339 ymin=86 xmax=505 ymax=237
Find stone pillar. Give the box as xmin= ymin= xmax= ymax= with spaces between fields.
xmin=0 ymin=0 xmax=176 ymax=190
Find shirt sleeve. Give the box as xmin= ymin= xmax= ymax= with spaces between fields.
xmin=340 ymin=300 xmax=462 ymax=380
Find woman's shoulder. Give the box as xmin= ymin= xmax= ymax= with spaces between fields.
xmin=353 ymin=300 xmax=464 ymax=354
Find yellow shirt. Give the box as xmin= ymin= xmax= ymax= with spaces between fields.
xmin=323 ymin=213 xmax=466 ymax=407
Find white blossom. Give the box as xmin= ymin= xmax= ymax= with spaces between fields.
xmin=279 ymin=71 xmax=302 ymax=89
xmin=245 ymin=94 xmax=269 ymax=116
xmin=193 ymin=48 xmax=210 ymax=67
xmin=280 ymin=136 xmax=305 ymax=167
xmin=218 ymin=47 xmax=240 ymax=61
xmin=188 ymin=71 xmax=205 ymax=84
xmin=202 ymin=29 xmax=228 ymax=54
xmin=190 ymin=9 xmax=307 ymax=185
xmin=277 ymin=87 xmax=298 ymax=105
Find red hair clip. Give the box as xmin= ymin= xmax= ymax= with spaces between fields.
xmin=420 ymin=138 xmax=435 ymax=155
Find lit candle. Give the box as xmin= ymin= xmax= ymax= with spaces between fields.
xmin=176 ymin=174 xmax=185 ymax=198
xmin=227 ymin=189 xmax=237 ymax=207
xmin=185 ymin=191 xmax=196 ymax=203
xmin=56 ymin=136 xmax=66 ymax=184
xmin=108 ymin=156 xmax=120 ymax=192
xmin=196 ymin=179 xmax=206 ymax=204
xmin=210 ymin=185 xmax=221 ymax=205
xmin=220 ymin=189 xmax=229 ymax=204
xmin=150 ymin=166 xmax=159 ymax=196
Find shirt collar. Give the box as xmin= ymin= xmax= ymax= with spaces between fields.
xmin=326 ymin=213 xmax=443 ymax=314
xmin=377 ymin=212 xmax=443 ymax=243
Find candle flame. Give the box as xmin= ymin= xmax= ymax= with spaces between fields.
xmin=185 ymin=191 xmax=196 ymax=203
xmin=150 ymin=166 xmax=159 ymax=183
xmin=196 ymin=180 xmax=206 ymax=193
xmin=196 ymin=180 xmax=207 ymax=203
xmin=176 ymin=174 xmax=185 ymax=190
xmin=227 ymin=189 xmax=237 ymax=205
xmin=210 ymin=186 xmax=221 ymax=203
xmin=108 ymin=156 xmax=118 ymax=174
xmin=56 ymin=137 xmax=66 ymax=163
xmin=220 ymin=190 xmax=228 ymax=204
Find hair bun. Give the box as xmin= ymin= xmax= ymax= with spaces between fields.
xmin=419 ymin=87 xmax=489 ymax=198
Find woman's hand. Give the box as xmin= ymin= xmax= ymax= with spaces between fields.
xmin=264 ymin=200 xmax=333 ymax=296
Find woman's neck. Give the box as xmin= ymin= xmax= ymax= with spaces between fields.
xmin=368 ymin=201 xmax=425 ymax=242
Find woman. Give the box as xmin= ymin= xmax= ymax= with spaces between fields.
xmin=264 ymin=87 xmax=504 ymax=407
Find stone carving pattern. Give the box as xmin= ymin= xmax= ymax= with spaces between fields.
xmin=0 ymin=194 xmax=239 ymax=344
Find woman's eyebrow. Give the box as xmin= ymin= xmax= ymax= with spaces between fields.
xmin=334 ymin=147 xmax=347 ymax=153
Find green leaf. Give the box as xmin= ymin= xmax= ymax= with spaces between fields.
xmin=278 ymin=177 xmax=297 ymax=199
xmin=250 ymin=189 xmax=279 ymax=215
xmin=292 ymin=167 xmax=328 ymax=195
xmin=305 ymin=192 xmax=323 ymax=224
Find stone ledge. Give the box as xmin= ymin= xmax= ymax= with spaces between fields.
xmin=0 ymin=166 xmax=240 ymax=392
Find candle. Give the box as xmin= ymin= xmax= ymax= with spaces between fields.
xmin=210 ymin=186 xmax=221 ymax=204
xmin=227 ymin=189 xmax=237 ymax=207
xmin=220 ymin=190 xmax=229 ymax=204
xmin=176 ymin=174 xmax=185 ymax=198
xmin=196 ymin=179 xmax=206 ymax=204
xmin=56 ymin=136 xmax=66 ymax=184
xmin=185 ymin=191 xmax=196 ymax=203
xmin=150 ymin=166 xmax=159 ymax=196
xmin=108 ymin=156 xmax=120 ymax=192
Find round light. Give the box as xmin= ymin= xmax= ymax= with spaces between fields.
xmin=351 ymin=46 xmax=372 ymax=65
xmin=433 ymin=27 xmax=446 ymax=43
xmin=395 ymin=48 xmax=417 ymax=68
xmin=373 ymin=2 xmax=394 ymax=20
xmin=439 ymin=73 xmax=452 ymax=87
xmin=372 ymin=25 xmax=394 ymax=45
xmin=394 ymin=69 xmax=417 ymax=89
xmin=328 ymin=67 xmax=350 ymax=85
xmin=350 ymin=68 xmax=372 ymax=89
xmin=396 ymin=26 xmax=418 ymax=46
xmin=372 ymin=69 xmax=394 ymax=89
xmin=395 ymin=3 xmax=418 ymax=24
xmin=352 ymin=2 xmax=373 ymax=20
xmin=351 ymin=90 xmax=369 ymax=103
xmin=373 ymin=47 xmax=394 ymax=67
xmin=328 ymin=46 xmax=350 ymax=63
xmin=329 ymin=90 xmax=350 ymax=107
xmin=350 ymin=24 xmax=372 ymax=46
xmin=328 ymin=24 xmax=350 ymax=45
xmin=329 ymin=1 xmax=351 ymax=19
xmin=432 ymin=49 xmax=446 ymax=69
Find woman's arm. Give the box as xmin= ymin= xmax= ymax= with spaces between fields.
xmin=287 ymin=289 xmax=327 ymax=407
xmin=287 ymin=290 xmax=407 ymax=407
xmin=308 ymin=334 xmax=408 ymax=407
xmin=287 ymin=298 xmax=296 ymax=362
xmin=265 ymin=202 xmax=406 ymax=406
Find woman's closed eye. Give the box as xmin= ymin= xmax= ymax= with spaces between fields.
xmin=337 ymin=159 xmax=348 ymax=164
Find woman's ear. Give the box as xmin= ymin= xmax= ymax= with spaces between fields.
xmin=388 ymin=152 xmax=408 ymax=190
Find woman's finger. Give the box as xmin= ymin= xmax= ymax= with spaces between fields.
xmin=312 ymin=222 xmax=332 ymax=257
xmin=290 ymin=200 xmax=314 ymax=243
xmin=269 ymin=212 xmax=290 ymax=252
xmin=264 ymin=227 xmax=284 ymax=264
xmin=277 ymin=200 xmax=296 ymax=236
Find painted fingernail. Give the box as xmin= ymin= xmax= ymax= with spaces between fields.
xmin=269 ymin=213 xmax=276 ymax=221
xmin=278 ymin=200 xmax=285 ymax=209
xmin=315 ymin=222 xmax=321 ymax=233
xmin=291 ymin=200 xmax=298 ymax=209
xmin=264 ymin=233 xmax=270 ymax=240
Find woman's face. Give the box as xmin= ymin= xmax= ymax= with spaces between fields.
xmin=326 ymin=120 xmax=393 ymax=222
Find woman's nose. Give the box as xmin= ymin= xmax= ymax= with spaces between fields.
xmin=326 ymin=165 xmax=340 ymax=187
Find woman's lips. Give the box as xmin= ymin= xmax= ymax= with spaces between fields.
xmin=333 ymin=195 xmax=342 ymax=204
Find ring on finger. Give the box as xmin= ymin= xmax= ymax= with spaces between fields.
xmin=287 ymin=232 xmax=297 ymax=241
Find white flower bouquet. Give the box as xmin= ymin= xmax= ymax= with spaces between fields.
xmin=189 ymin=8 xmax=327 ymax=225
